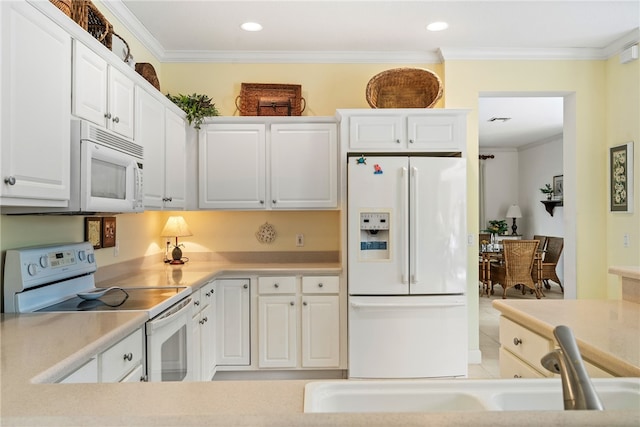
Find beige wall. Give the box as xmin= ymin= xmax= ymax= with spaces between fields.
xmin=605 ymin=54 xmax=640 ymax=299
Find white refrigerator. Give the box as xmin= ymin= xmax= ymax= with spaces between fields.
xmin=347 ymin=155 xmax=468 ymax=378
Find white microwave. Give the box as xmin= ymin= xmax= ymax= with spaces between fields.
xmin=6 ymin=120 xmax=144 ymax=214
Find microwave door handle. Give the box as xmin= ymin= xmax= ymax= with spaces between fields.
xmin=133 ymin=162 xmax=143 ymax=206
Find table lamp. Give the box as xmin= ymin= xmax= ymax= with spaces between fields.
xmin=506 ymin=205 xmax=522 ymax=236
xmin=160 ymin=216 xmax=193 ymax=264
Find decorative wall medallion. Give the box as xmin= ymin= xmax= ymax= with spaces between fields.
xmin=255 ymin=222 xmax=277 ymax=244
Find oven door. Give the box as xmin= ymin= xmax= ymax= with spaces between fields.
xmin=146 ymin=296 xmax=194 ymax=382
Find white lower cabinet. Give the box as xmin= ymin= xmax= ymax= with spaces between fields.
xmin=58 ymin=327 xmax=144 ymax=383
xmin=258 ymin=275 xmax=340 ymax=369
xmin=499 ymin=316 xmax=614 ymax=379
xmin=192 ymin=280 xmax=217 ymax=381
xmin=216 ymin=278 xmax=251 ymax=366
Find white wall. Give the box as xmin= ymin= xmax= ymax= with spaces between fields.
xmin=479 ymin=149 xmax=519 ymax=229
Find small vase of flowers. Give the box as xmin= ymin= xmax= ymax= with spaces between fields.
xmin=485 ymin=219 xmax=508 ymax=236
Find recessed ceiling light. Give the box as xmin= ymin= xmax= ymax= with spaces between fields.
xmin=241 ymin=22 xmax=263 ymax=32
xmin=426 ymin=21 xmax=448 ymax=32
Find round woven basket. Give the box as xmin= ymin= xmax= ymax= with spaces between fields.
xmin=366 ymin=68 xmax=443 ymax=109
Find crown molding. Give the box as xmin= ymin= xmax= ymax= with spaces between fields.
xmin=101 ymin=1 xmax=640 ymax=64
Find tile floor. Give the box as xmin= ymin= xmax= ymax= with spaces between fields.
xmin=468 ymin=282 xmax=565 ymax=379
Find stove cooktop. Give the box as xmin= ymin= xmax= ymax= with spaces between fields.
xmin=36 ymin=287 xmax=189 ymax=317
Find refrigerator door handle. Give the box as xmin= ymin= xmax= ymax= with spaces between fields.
xmin=401 ymin=166 xmax=409 ymax=285
xmin=350 ymin=301 xmax=466 ymax=309
xmin=410 ymin=166 xmax=418 ymax=284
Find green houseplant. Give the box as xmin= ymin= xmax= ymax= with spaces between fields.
xmin=540 ymin=183 xmax=554 ymax=200
xmin=166 ymin=93 xmax=220 ymax=129
xmin=484 ymin=219 xmax=508 ymax=235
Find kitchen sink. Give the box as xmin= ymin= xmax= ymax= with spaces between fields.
xmin=303 ymin=378 xmax=640 ymax=413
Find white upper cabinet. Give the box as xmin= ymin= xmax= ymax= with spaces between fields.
xmin=0 ymin=1 xmax=71 ymax=206
xmin=135 ymin=87 xmax=186 ymax=210
xmin=341 ymin=109 xmax=467 ymax=153
xmin=270 ymin=123 xmax=337 ymax=209
xmin=199 ymin=120 xmax=338 ymax=210
xmin=73 ymin=40 xmax=134 ymax=139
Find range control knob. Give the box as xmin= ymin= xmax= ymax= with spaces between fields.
xmin=39 ymin=255 xmax=49 ymax=268
xmin=77 ymin=250 xmax=86 ymax=262
xmin=87 ymin=253 xmax=95 ymax=264
xmin=27 ymin=263 xmax=38 ymax=276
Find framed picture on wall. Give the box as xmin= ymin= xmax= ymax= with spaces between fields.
xmin=85 ymin=217 xmax=102 ymax=249
xmin=553 ymin=175 xmax=563 ymax=200
xmin=610 ymin=142 xmax=634 ymax=212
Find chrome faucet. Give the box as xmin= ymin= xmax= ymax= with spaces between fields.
xmin=541 ymin=325 xmax=604 ymax=410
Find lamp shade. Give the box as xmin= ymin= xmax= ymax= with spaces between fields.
xmin=506 ymin=205 xmax=522 ymax=218
xmin=160 ymin=216 xmax=193 ymax=238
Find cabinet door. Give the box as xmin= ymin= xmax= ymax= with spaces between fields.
xmin=108 ymin=66 xmax=135 ymax=139
xmin=199 ymin=124 xmax=266 ymax=209
xmin=407 ymin=114 xmax=465 ymax=151
xmin=1 ymin=1 xmax=71 ymax=205
xmin=301 ymin=295 xmax=340 ymax=368
xmin=135 ymin=87 xmax=165 ymax=209
xmin=200 ymin=293 xmax=217 ymax=380
xmin=348 ymin=115 xmax=405 ymax=151
xmin=164 ymin=108 xmax=187 ymax=209
xmin=258 ymin=295 xmax=298 ymax=368
xmin=72 ymin=40 xmax=108 ymax=126
xmin=270 ymin=123 xmax=338 ymax=209
xmin=216 ymin=279 xmax=250 ymax=365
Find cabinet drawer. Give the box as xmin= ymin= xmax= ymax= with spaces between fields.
xmin=258 ymin=276 xmax=296 ymax=294
xmin=58 ymin=358 xmax=98 ymax=383
xmin=101 ymin=328 xmax=143 ymax=382
xmin=198 ymin=280 xmax=216 ymax=310
xmin=499 ymin=316 xmax=554 ymax=370
xmin=302 ymin=276 xmax=339 ymax=294
xmin=120 ymin=363 xmax=144 ymax=383
xmin=499 ymin=347 xmax=548 ymax=379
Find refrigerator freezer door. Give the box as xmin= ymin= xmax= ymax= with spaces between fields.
xmin=348 ymin=156 xmax=409 ymax=295
xmin=409 ymin=157 xmax=467 ymax=295
xmin=348 ymin=295 xmax=468 ymax=378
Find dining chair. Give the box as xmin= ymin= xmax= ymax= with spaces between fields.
xmin=539 ymin=236 xmax=564 ymax=293
xmin=533 ymin=235 xmax=548 ymax=252
xmin=490 ymin=240 xmax=540 ymax=299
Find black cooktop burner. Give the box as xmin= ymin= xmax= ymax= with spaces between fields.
xmin=36 ymin=287 xmax=187 ymax=313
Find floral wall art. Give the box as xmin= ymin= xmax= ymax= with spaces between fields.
xmin=610 ymin=142 xmax=634 ymax=212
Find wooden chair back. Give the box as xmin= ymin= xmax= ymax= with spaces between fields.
xmin=532 ymin=235 xmax=548 ymax=251
xmin=544 ymin=237 xmax=564 ymax=264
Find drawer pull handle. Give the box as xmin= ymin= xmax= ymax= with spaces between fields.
xmin=513 ymin=337 xmax=522 ymax=346
xmin=513 ymin=374 xmax=522 ymax=378
xmin=194 ymin=300 xmax=200 ymax=306
xmin=123 ymin=352 xmax=133 ymax=362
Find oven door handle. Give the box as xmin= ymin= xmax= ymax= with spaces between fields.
xmin=148 ymin=297 xmax=192 ymax=330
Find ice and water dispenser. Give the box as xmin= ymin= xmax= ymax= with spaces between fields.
xmin=358 ymin=212 xmax=390 ymax=260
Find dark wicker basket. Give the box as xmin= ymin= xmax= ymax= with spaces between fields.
xmin=71 ymin=0 xmax=113 ymax=49
xmin=235 ymin=83 xmax=306 ymax=116
xmin=135 ymin=63 xmax=160 ymax=91
xmin=366 ymin=68 xmax=443 ymax=108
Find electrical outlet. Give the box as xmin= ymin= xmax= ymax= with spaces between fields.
xmin=296 ymin=234 xmax=304 ymax=247
xmin=114 ymin=239 xmax=119 ymax=257
xmin=623 ymin=233 xmax=630 ymax=248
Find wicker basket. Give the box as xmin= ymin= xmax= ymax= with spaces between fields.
xmin=135 ymin=63 xmax=160 ymax=91
xmin=235 ymin=83 xmax=306 ymax=116
xmin=366 ymin=68 xmax=443 ymax=109
xmin=49 ymin=0 xmax=72 ymax=17
xmin=71 ymin=0 xmax=113 ymax=49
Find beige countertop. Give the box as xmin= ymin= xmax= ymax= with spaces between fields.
xmin=492 ymin=299 xmax=640 ymax=377
xmin=2 ymin=261 xmax=639 ymax=425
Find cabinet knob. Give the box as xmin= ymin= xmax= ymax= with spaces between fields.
xmin=513 ymin=337 xmax=522 ymax=346
xmin=205 ymin=291 xmax=212 ymax=297
xmin=409 ymin=139 xmax=414 ymax=144
xmin=318 ymin=283 xmax=323 ymax=288
xmin=194 ymin=300 xmax=200 ymax=306
xmin=104 ymin=113 xmax=112 ymax=119
xmin=272 ymin=200 xmax=277 ymax=204
xmin=274 ymin=283 xmax=279 ymax=288
xmin=162 ymin=197 xmax=173 ymax=202
xmin=259 ymin=200 xmax=265 ymax=204
xmin=290 ymin=301 xmax=295 ymax=306
xmin=112 ymin=116 xmax=120 ymax=123
xmin=303 ymin=301 xmax=308 ymax=306
xmin=395 ymin=139 xmax=401 ymax=144
xmin=4 ymin=176 xmax=16 ymax=185
xmin=243 ymin=284 xmax=248 ymax=289
xmin=513 ymin=374 xmax=522 ymax=378
xmin=123 ymin=352 xmax=133 ymax=362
